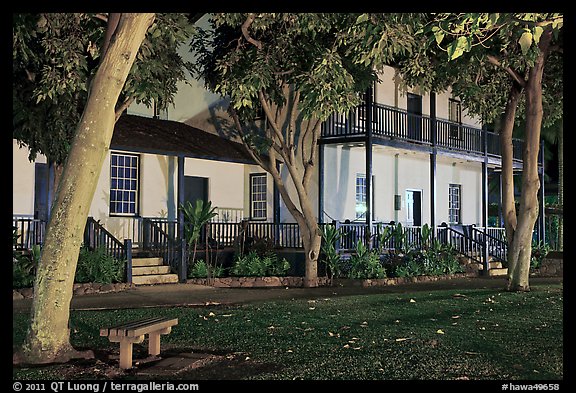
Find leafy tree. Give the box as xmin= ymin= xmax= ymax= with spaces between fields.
xmin=13 ymin=13 xmax=194 ymax=206
xmin=190 ymin=13 xmax=416 ymax=286
xmin=12 ymin=13 xmax=160 ymax=366
xmin=393 ymin=13 xmax=562 ymax=291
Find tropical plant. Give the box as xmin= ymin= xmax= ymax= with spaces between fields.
xmin=230 ymin=251 xmax=290 ymax=277
xmin=530 ymin=240 xmax=550 ymax=269
xmin=348 ymin=240 xmax=386 ymax=279
xmin=180 ymin=199 xmax=218 ymax=266
xmin=75 ymin=246 xmax=125 ymax=284
xmin=188 ymin=259 xmax=225 ymax=279
xmin=12 ymin=228 xmax=41 ymax=289
xmin=321 ymin=224 xmax=342 ymax=280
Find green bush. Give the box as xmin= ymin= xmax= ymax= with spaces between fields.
xmin=348 ymin=241 xmax=386 ymax=279
xmin=321 ymin=224 xmax=342 ymax=279
xmin=12 ymin=227 xmax=40 ymax=289
xmin=75 ymin=246 xmax=125 ymax=284
xmin=531 ymin=240 xmax=550 ymax=269
xmin=394 ymin=241 xmax=462 ymax=277
xmin=231 ymin=251 xmax=290 ymax=277
xmin=188 ymin=259 xmax=224 ymax=278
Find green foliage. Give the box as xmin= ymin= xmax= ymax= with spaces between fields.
xmin=180 ymin=199 xmax=218 ymax=248
xmin=13 ymin=13 xmax=195 ymax=164
xmin=531 ymin=240 xmax=550 ymax=269
xmin=188 ymin=259 xmax=224 ymax=279
xmin=348 ymin=241 xmax=386 ymax=279
xmin=394 ymin=240 xmax=462 ymax=277
xmin=12 ymin=228 xmax=40 ymax=289
xmin=75 ymin=246 xmax=125 ymax=284
xmin=231 ymin=251 xmax=290 ymax=277
xmin=320 ymin=224 xmax=342 ymax=279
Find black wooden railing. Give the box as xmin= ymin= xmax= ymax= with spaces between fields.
xmin=471 ymin=226 xmax=508 ymax=263
xmin=142 ymin=218 xmax=180 ymax=272
xmin=84 ymin=217 xmax=128 ymax=261
xmin=13 ymin=216 xmax=46 ymax=250
xmin=321 ymin=102 xmax=525 ymax=162
xmin=436 ymin=225 xmax=484 ymax=265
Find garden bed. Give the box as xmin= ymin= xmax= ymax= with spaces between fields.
xmin=13 ymin=282 xmax=135 ymax=300
xmin=186 ymin=272 xmax=479 ymax=288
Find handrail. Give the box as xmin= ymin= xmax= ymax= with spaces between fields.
xmin=321 ymin=102 xmax=525 ymax=162
xmin=436 ymin=226 xmax=484 ymax=265
xmin=142 ymin=218 xmax=180 ymax=273
xmin=471 ymin=227 xmax=508 ymax=263
xmin=84 ymin=217 xmax=127 ymax=261
xmin=13 ymin=217 xmax=46 ymax=250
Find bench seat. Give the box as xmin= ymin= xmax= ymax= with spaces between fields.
xmin=100 ymin=316 xmax=178 ymax=369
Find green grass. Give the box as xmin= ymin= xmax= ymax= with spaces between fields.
xmin=13 ymin=283 xmax=563 ymax=380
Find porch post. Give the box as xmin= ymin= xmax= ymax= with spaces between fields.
xmin=498 ymin=170 xmax=504 ymax=227
xmin=365 ymin=86 xmax=373 ymax=248
xmin=177 ymin=155 xmax=187 ymax=283
xmin=482 ymin=126 xmax=490 ymax=272
xmin=538 ymin=142 xmax=546 ymax=243
xmin=274 ymin=161 xmax=281 ymax=243
xmin=318 ymin=143 xmax=325 ymax=224
xmin=429 ymin=93 xmax=437 ymax=239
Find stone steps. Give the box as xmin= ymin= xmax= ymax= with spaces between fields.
xmin=131 ymin=256 xmax=178 ymax=285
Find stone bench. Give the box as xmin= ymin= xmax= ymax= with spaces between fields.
xmin=100 ymin=316 xmax=178 ymax=369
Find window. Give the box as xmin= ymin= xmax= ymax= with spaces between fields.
xmin=355 ymin=174 xmax=367 ymax=219
xmin=449 ymin=98 xmax=462 ymax=139
xmin=110 ymin=153 xmax=139 ymax=216
xmin=448 ymin=184 xmax=461 ymax=224
xmin=250 ymin=174 xmax=267 ymax=220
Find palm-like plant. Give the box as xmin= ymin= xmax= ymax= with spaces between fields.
xmin=180 ymin=200 xmax=218 ymax=266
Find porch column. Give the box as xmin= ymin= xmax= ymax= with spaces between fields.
xmin=498 ymin=170 xmax=504 ymax=226
xmin=482 ymin=126 xmax=490 ymax=272
xmin=273 ymin=161 xmax=281 ymax=225
xmin=177 ymin=155 xmax=187 ymax=283
xmin=429 ymin=93 xmax=437 ymax=238
xmin=365 ymin=86 xmax=373 ymax=247
xmin=538 ymin=142 xmax=546 ymax=243
xmin=318 ymin=144 xmax=325 ymax=224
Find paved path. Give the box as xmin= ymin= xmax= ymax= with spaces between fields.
xmin=12 ymin=276 xmax=562 ymax=313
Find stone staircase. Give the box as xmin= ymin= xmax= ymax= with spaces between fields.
xmin=460 ymin=253 xmax=507 ymax=276
xmin=131 ymin=256 xmax=179 ymax=285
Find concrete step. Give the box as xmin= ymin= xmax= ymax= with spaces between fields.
xmin=132 ymin=257 xmax=164 ymax=267
xmin=132 ymin=265 xmax=172 ymax=276
xmin=132 ymin=273 xmax=179 ymax=285
xmin=487 ymin=267 xmax=508 ymax=277
xmin=489 ymin=260 xmax=503 ymax=269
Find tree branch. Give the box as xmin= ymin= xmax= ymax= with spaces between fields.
xmin=241 ymin=13 xmax=262 ymax=50
xmin=100 ymin=13 xmax=121 ymax=61
xmin=93 ymin=13 xmax=108 ymax=23
xmin=114 ymin=97 xmax=134 ymax=122
xmin=486 ymin=55 xmax=526 ymax=88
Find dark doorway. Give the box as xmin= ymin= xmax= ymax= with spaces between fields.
xmin=184 ymin=176 xmax=208 ymax=206
xmin=34 ymin=163 xmax=49 ymax=221
xmin=406 ymin=189 xmax=422 ymax=227
xmin=407 ymin=93 xmax=423 ymax=141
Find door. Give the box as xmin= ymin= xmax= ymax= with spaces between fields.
xmin=407 ymin=93 xmax=422 ymax=141
xmin=184 ymin=176 xmax=208 ymax=207
xmin=405 ymin=190 xmax=422 ymax=227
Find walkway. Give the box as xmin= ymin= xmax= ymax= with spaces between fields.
xmin=12 ymin=276 xmax=562 ymax=313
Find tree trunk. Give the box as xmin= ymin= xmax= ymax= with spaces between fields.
xmin=505 ymin=29 xmax=552 ymax=292
xmin=14 ymin=13 xmax=155 ymax=365
xmin=499 ymin=83 xmax=522 ymax=283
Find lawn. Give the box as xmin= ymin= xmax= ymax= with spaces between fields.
xmin=13 ymin=283 xmax=563 ymax=380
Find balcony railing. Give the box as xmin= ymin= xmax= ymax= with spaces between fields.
xmin=321 ymin=102 xmax=525 ymax=162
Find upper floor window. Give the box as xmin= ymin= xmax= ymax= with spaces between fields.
xmin=110 ymin=153 xmax=139 ymax=216
xmin=250 ymin=173 xmax=267 ymax=220
xmin=449 ymin=98 xmax=462 ymax=140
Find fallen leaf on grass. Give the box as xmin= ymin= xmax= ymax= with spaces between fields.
xmin=343 ymin=344 xmax=350 ymax=348
xmin=208 ymin=312 xmax=216 ymax=317
xmin=464 ymin=351 xmax=480 ymax=355
xmin=451 ymin=315 xmax=460 ymax=319
xmin=221 ymin=314 xmax=233 ymax=317
xmin=286 ymin=350 xmax=293 ymax=353
xmin=395 ymin=338 xmax=411 ymax=342
xmin=409 ymin=298 xmax=416 ymax=303
xmin=309 ymin=307 xmax=316 ymax=310
xmin=328 ymin=331 xmax=340 ymax=337
xmin=452 ymin=293 xmax=467 ymax=298
xmin=436 ymin=329 xmax=445 ymax=334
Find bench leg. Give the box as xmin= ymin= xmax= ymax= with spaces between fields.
xmin=149 ymin=332 xmax=160 ymax=356
xmin=119 ymin=341 xmax=134 ymax=369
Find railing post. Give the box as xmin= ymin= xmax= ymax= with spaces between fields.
xmin=125 ymin=239 xmax=133 ymax=284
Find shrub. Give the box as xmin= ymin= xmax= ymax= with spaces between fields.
xmin=75 ymin=246 xmax=125 ymax=284
xmin=321 ymin=224 xmax=342 ymax=279
xmin=231 ymin=251 xmax=290 ymax=277
xmin=188 ymin=259 xmax=224 ymax=278
xmin=348 ymin=241 xmax=386 ymax=279
xmin=531 ymin=240 xmax=550 ymax=269
xmin=13 ymin=227 xmax=40 ymax=289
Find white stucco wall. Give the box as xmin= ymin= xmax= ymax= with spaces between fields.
xmin=13 ymin=140 xmax=44 ymax=216
xmin=322 ymin=143 xmax=483 ymax=227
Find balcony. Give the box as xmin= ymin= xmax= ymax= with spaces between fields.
xmin=321 ymin=102 xmax=527 ymax=165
